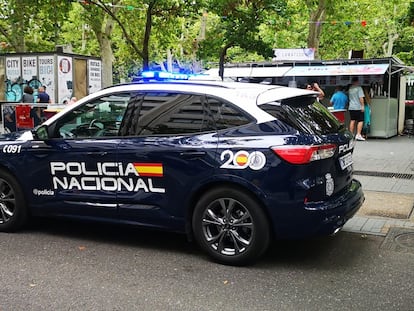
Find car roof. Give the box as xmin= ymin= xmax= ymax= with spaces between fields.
xmin=105 ymin=80 xmax=318 ymax=102
xmin=44 ymin=81 xmax=318 ymax=125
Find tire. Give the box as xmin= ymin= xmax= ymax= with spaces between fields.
xmin=192 ymin=187 xmax=270 ymax=266
xmin=0 ymin=170 xmax=28 ymax=232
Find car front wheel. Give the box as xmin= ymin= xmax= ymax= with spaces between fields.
xmin=192 ymin=187 xmax=270 ymax=266
xmin=0 ymin=170 xmax=28 ymax=232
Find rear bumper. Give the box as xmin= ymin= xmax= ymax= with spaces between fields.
xmin=305 ymin=178 xmax=364 ymax=234
xmin=272 ymin=179 xmax=365 ymax=239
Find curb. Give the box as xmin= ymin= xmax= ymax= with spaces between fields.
xmin=343 ymin=215 xmax=414 ymax=236
xmin=342 ymin=190 xmax=414 ymax=236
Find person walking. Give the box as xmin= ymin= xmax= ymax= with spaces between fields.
xmin=348 ymin=77 xmax=365 ymax=141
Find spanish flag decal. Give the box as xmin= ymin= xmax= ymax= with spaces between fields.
xmin=134 ymin=163 xmax=163 ymax=177
xmin=235 ymin=153 xmax=248 ymax=166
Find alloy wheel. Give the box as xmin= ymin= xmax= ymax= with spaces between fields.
xmin=201 ymin=197 xmax=253 ymax=256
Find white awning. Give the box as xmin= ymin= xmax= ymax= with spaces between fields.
xmin=285 ymin=64 xmax=390 ymax=76
xmin=202 ymin=66 xmax=292 ymax=78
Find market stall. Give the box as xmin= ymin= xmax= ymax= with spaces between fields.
xmin=212 ymin=57 xmax=411 ymax=138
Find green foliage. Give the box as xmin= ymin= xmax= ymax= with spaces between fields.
xmin=318 ymin=0 xmax=410 ymax=59
xmin=0 ymin=0 xmax=413 ymax=77
xmin=60 ymin=3 xmax=100 ymax=56
xmin=0 ymin=0 xmax=72 ymax=52
xmin=202 ymin=0 xmax=287 ymax=61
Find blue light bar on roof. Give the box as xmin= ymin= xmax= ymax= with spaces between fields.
xmin=141 ymin=71 xmax=190 ymax=81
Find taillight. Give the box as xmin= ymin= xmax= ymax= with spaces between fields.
xmin=271 ymin=144 xmax=336 ymax=164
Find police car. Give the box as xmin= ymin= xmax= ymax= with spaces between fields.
xmin=0 ymin=74 xmax=364 ymax=265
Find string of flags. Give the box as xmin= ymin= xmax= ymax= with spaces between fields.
xmin=287 ymin=19 xmax=387 ymax=27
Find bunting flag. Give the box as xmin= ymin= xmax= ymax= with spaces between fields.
xmin=295 ymin=19 xmax=382 ymax=27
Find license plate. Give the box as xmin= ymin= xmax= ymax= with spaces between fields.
xmin=339 ymin=153 xmax=353 ymax=170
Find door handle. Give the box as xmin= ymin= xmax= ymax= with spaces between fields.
xmin=180 ymin=151 xmax=206 ymax=158
xmin=87 ymin=151 xmax=108 ymax=157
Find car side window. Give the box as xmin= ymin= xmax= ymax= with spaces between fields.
xmin=207 ymin=96 xmax=252 ymax=130
xmin=53 ymin=93 xmax=130 ymax=139
xmin=119 ymin=92 xmax=216 ymax=136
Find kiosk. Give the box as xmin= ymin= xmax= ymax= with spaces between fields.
xmin=0 ymin=51 xmax=102 ymax=132
xmin=204 ymin=57 xmax=413 ymax=138
xmin=0 ymin=51 xmax=102 ymax=105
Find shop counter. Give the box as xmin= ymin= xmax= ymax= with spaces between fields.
xmin=328 ymin=108 xmax=347 ymax=124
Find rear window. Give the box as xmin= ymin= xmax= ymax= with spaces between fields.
xmin=260 ymin=96 xmax=342 ymax=135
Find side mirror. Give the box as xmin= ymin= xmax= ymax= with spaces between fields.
xmin=33 ymin=124 xmax=49 ymax=140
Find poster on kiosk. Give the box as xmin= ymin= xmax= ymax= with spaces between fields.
xmin=57 ymin=56 xmax=73 ymax=104
xmin=38 ymin=55 xmax=56 ymax=104
xmin=5 ymin=56 xmax=21 ymax=102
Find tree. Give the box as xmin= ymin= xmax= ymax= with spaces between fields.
xmin=203 ymin=0 xmax=287 ymax=79
xmin=394 ymin=1 xmax=414 ymax=65
xmin=76 ymin=0 xmax=121 ymax=87
xmin=1 ymin=0 xmax=414 ymax=86
xmin=75 ymin=0 xmax=203 ymax=84
xmin=0 ymin=0 xmax=72 ymax=52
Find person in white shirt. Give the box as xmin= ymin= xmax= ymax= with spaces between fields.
xmin=348 ymin=77 xmax=365 ymax=141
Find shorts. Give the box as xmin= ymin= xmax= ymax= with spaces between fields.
xmin=349 ymin=110 xmax=364 ymax=122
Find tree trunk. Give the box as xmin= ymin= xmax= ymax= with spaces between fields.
xmin=142 ymin=3 xmax=155 ymax=71
xmin=95 ymin=16 xmax=115 ymax=87
xmin=100 ymin=34 xmax=114 ymax=87
xmin=219 ymin=43 xmax=233 ymax=80
xmin=306 ymin=0 xmax=326 ymax=59
xmin=383 ymin=33 xmax=399 ymax=57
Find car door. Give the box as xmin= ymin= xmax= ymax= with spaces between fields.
xmin=24 ymin=93 xmax=130 ymax=219
xmin=116 ymin=92 xmax=219 ymax=231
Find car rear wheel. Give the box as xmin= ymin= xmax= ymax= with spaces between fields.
xmin=0 ymin=170 xmax=28 ymax=232
xmin=192 ymin=187 xmax=270 ymax=266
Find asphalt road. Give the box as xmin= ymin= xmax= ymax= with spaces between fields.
xmin=0 ymin=219 xmax=413 ymax=311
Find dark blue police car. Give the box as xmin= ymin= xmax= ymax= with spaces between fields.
xmin=0 ymin=77 xmax=364 ymax=265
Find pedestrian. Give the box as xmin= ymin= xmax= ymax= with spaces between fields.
xmin=361 ymin=87 xmax=372 ymax=139
xmin=3 ymin=105 xmax=16 ymax=132
xmin=329 ymin=85 xmax=348 ymax=110
xmin=69 ymin=97 xmax=77 ymax=105
xmin=35 ymin=85 xmax=51 ymax=125
xmin=306 ymin=82 xmax=325 ymax=102
xmin=37 ymin=85 xmax=51 ymax=104
xmin=348 ymin=77 xmax=365 ymax=141
xmin=20 ymin=85 xmax=39 ymax=127
xmin=21 ymin=86 xmax=35 ymax=103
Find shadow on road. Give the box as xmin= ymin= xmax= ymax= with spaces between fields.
xmin=23 ymin=218 xmax=382 ymax=268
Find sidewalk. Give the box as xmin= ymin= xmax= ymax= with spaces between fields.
xmin=343 ymin=135 xmax=414 ymax=236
